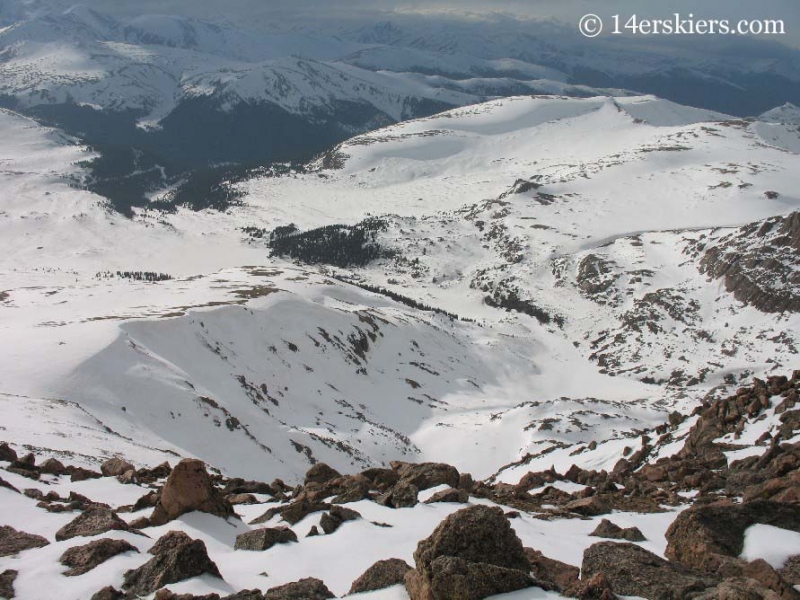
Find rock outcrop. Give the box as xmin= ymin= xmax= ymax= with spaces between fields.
xmin=234 ymin=527 xmax=297 ymax=551
xmin=55 ymin=508 xmax=134 ymax=541
xmin=0 ymin=526 xmax=49 ymax=557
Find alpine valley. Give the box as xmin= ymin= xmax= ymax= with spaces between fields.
xmin=1 ymin=2 xmax=800 ymax=600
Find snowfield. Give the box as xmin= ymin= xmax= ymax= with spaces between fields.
xmin=0 ymin=90 xmax=799 ymax=600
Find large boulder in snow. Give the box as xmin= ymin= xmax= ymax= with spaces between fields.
xmin=581 ymin=541 xmax=715 ymax=600
xmin=405 ymin=505 xmax=536 ymax=600
xmin=665 ymin=500 xmax=800 ymax=575
xmin=122 ymin=531 xmax=222 ymax=596
xmin=60 ymin=538 xmax=139 ymax=576
xmin=149 ymin=459 xmax=234 ymax=526
xmin=55 ymin=508 xmax=134 ymax=541
xmin=349 ymin=558 xmax=412 ymax=594
xmin=0 ymin=526 xmax=49 ymax=557
xmin=264 ymin=577 xmax=334 ymax=600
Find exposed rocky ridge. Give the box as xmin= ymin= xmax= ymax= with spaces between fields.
xmin=693 ymin=211 xmax=800 ymax=313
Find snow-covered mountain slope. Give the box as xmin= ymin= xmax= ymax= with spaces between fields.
xmin=1 ymin=93 xmax=798 ymax=489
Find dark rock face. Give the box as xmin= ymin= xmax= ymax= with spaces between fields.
xmin=696 ymin=211 xmax=800 ymax=313
xmin=665 ymin=500 xmax=800 ymax=574
xmin=349 ymin=558 xmax=412 ymax=594
xmin=304 ymin=464 xmax=342 ymax=486
xmin=0 ymin=526 xmax=50 ymax=556
xmin=234 ymin=527 xmax=297 ymax=551
xmin=590 ymin=519 xmax=646 ymax=542
xmin=149 ymin=459 xmax=234 ymax=526
xmin=264 ymin=578 xmax=335 ymax=600
xmin=406 ymin=505 xmax=535 ymax=600
xmin=582 ymin=541 xmax=716 ymax=600
xmin=319 ymin=506 xmax=360 ymax=535
xmin=55 ymin=508 xmax=133 ymax=542
xmin=60 ymin=538 xmax=139 ymax=576
xmin=123 ymin=531 xmax=222 ymax=596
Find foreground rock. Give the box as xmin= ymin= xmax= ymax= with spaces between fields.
xmin=150 ymin=459 xmax=234 ymax=526
xmin=349 ymin=559 xmax=412 ymax=594
xmin=0 ymin=526 xmax=49 ymax=557
xmin=60 ymin=538 xmax=139 ymax=576
xmin=0 ymin=570 xmax=17 ymax=599
xmin=582 ymin=541 xmax=715 ymax=600
xmin=55 ymin=508 xmax=134 ymax=541
xmin=264 ymin=578 xmax=335 ymax=600
xmin=123 ymin=531 xmax=222 ymax=596
xmin=405 ymin=505 xmax=537 ymax=600
xmin=234 ymin=527 xmax=297 ymax=551
xmin=666 ymin=500 xmax=800 ymax=575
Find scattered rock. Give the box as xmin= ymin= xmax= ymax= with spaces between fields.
xmin=0 ymin=476 xmax=18 ymax=494
xmin=101 ymin=458 xmax=136 ymax=478
xmin=564 ymin=496 xmax=611 ymax=516
xmin=665 ymin=500 xmax=800 ymax=575
xmin=60 ymin=538 xmax=139 ymax=576
xmin=123 ymin=531 xmax=222 ymax=596
xmin=39 ymin=458 xmax=67 ymax=475
xmin=392 ymin=462 xmax=460 ymax=491
xmin=406 ymin=505 xmax=536 ymax=600
xmin=0 ymin=570 xmax=17 ymax=599
xmin=377 ymin=481 xmax=419 ymax=508
xmin=234 ymin=527 xmax=297 ymax=551
xmin=227 ymin=494 xmax=259 ymax=505
xmin=424 ymin=488 xmax=469 ymax=504
xmin=0 ymin=526 xmax=49 ymax=557
xmin=69 ymin=466 xmax=102 ymax=483
xmin=590 ymin=519 xmax=646 ymax=542
xmin=524 ymin=548 xmax=580 ymax=593
xmin=319 ymin=506 xmax=360 ymax=535
xmin=149 ymin=459 xmax=234 ymax=526
xmin=582 ymin=541 xmax=715 ymax=600
xmin=304 ymin=463 xmax=342 ymax=486
xmin=349 ymin=558 xmax=412 ymax=594
xmin=264 ymin=578 xmax=334 ymax=600
xmin=90 ymin=586 xmax=124 ymax=600
xmin=406 ymin=556 xmax=536 ymax=600
xmin=0 ymin=444 xmax=17 ymax=463
xmin=55 ymin=508 xmax=134 ymax=542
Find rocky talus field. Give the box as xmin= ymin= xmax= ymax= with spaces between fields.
xmin=1 ymin=372 xmax=800 ymax=599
